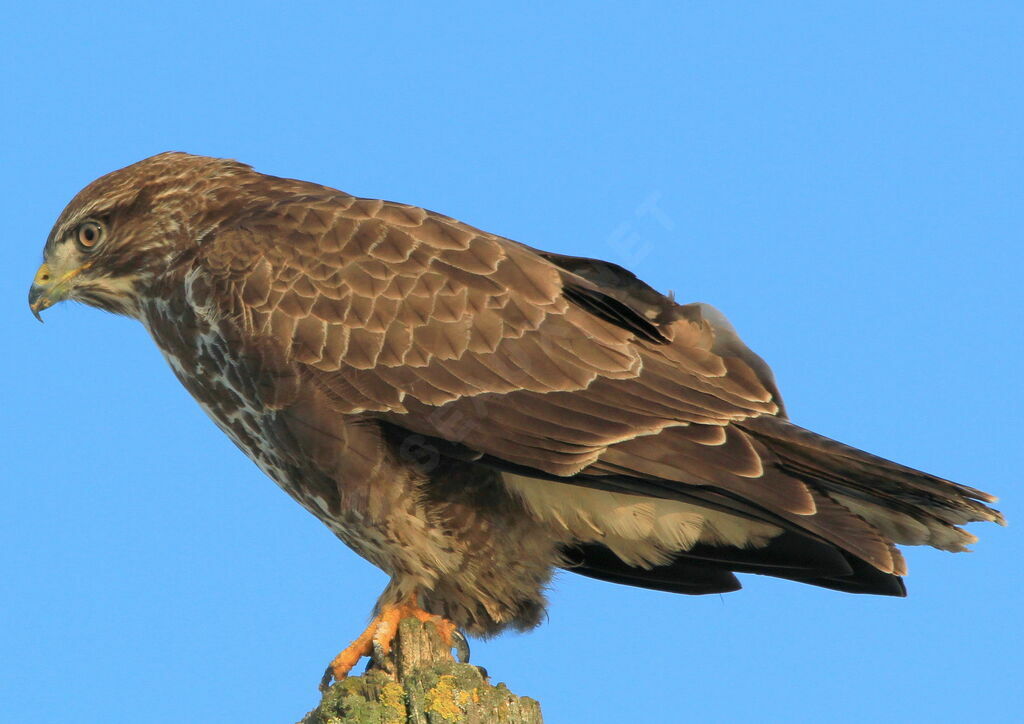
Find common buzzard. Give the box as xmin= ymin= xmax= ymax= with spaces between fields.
xmin=29 ymin=153 xmax=1003 ymax=686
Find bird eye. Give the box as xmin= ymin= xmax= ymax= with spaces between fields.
xmin=76 ymin=221 xmax=104 ymax=250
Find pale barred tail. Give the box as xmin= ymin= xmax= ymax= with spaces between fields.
xmin=559 ymin=415 xmax=1003 ymax=599
xmin=740 ymin=414 xmax=1005 ymax=554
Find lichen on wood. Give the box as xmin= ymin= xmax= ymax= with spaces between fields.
xmin=299 ymin=617 xmax=542 ymax=724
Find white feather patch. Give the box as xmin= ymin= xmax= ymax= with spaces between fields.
xmin=504 ymin=473 xmax=782 ymax=568
xmin=833 ymin=494 xmax=977 ymax=551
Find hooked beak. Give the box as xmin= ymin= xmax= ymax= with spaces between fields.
xmin=29 ymin=263 xmax=57 ymax=322
xmin=28 ymin=285 xmax=50 ymax=322
xmin=29 ymin=261 xmax=86 ymax=322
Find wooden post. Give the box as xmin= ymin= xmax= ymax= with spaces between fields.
xmin=299 ymin=618 xmax=543 ymax=723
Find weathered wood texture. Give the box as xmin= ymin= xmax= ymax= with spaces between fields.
xmin=299 ymin=618 xmax=543 ymax=724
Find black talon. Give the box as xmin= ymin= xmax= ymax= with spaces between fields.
xmin=319 ymin=667 xmax=334 ymax=692
xmin=451 ymin=629 xmax=471 ymax=663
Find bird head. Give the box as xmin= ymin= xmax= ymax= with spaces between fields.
xmin=29 ymin=152 xmax=255 ymax=320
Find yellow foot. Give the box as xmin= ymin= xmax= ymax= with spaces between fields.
xmin=320 ymin=602 xmax=459 ymax=691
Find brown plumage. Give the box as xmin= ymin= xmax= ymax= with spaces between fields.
xmin=30 ymin=152 xmax=1004 ymax=675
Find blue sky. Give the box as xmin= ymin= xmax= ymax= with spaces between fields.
xmin=2 ymin=3 xmax=1021 ymax=722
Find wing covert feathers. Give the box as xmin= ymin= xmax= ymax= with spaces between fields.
xmin=191 ymin=174 xmax=1002 ymax=598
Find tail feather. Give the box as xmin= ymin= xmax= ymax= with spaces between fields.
xmin=740 ymin=414 xmax=1005 ymax=554
xmin=561 ymin=414 xmax=1000 ymax=597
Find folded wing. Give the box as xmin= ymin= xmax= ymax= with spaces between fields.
xmin=191 ymin=189 xmax=1003 ymax=597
